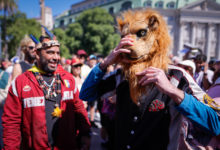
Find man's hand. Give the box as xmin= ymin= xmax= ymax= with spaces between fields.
xmin=136 ymin=67 xmax=184 ymax=105
xmin=100 ymin=36 xmax=133 ymax=71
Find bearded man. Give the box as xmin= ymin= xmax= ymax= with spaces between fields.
xmin=2 ymin=32 xmax=91 ymax=150
xmin=80 ymin=9 xmax=220 ymax=150
xmin=11 ymin=36 xmax=37 ymax=80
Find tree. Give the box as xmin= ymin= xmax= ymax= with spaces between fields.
xmin=0 ymin=0 xmax=18 ymax=58
xmin=6 ymin=12 xmax=41 ymax=58
xmin=65 ymin=23 xmax=83 ymax=54
xmin=65 ymin=7 xmax=120 ymax=56
xmin=52 ymin=28 xmax=70 ymax=58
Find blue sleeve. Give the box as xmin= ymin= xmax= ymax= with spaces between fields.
xmin=176 ymin=92 xmax=220 ymax=135
xmin=79 ymin=63 xmax=105 ymax=101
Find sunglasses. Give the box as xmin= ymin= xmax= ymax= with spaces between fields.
xmin=28 ymin=46 xmax=35 ymax=50
xmin=72 ymin=64 xmax=82 ymax=68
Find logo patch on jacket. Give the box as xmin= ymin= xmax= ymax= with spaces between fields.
xmin=23 ymin=85 xmax=31 ymax=92
xmin=23 ymin=96 xmax=45 ymax=108
xmin=148 ymin=99 xmax=165 ymax=112
xmin=64 ymin=80 xmax=70 ymax=88
xmin=62 ymin=91 xmax=74 ymax=101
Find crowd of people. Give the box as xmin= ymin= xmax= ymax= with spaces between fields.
xmin=0 ymin=8 xmax=220 ymax=150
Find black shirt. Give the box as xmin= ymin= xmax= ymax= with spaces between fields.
xmin=19 ymin=61 xmax=32 ymax=73
xmin=42 ymin=74 xmax=61 ymax=147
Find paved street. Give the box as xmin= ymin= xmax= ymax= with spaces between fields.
xmin=90 ymin=113 xmax=105 ymax=150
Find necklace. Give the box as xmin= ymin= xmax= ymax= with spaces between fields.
xmin=34 ymin=72 xmax=62 ymax=117
xmin=44 ymin=78 xmax=55 ymax=96
xmin=34 ymin=72 xmax=61 ymax=99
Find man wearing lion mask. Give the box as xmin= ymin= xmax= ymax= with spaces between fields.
xmin=80 ymin=9 xmax=220 ymax=150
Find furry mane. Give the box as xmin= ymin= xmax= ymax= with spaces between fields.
xmin=116 ymin=9 xmax=172 ymax=104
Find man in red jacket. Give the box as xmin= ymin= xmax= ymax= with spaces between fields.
xmin=2 ymin=33 xmax=91 ymax=150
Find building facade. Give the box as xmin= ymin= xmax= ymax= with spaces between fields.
xmin=36 ymin=6 xmax=54 ymax=30
xmin=54 ymin=0 xmax=220 ymax=60
xmin=44 ymin=7 xmax=54 ymax=30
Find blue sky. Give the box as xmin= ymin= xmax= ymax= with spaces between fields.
xmin=18 ymin=0 xmax=83 ymax=18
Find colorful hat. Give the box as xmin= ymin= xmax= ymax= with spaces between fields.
xmin=77 ymin=49 xmax=87 ymax=56
xmin=89 ymin=54 xmax=97 ymax=60
xmin=71 ymin=58 xmax=82 ymax=66
xmin=29 ymin=25 xmax=60 ymax=50
xmin=66 ymin=59 xmax=71 ymax=65
xmin=178 ymin=60 xmax=196 ymax=75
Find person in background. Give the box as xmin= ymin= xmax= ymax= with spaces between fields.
xmin=11 ymin=35 xmax=36 ymax=80
xmin=97 ymin=54 xmax=104 ymax=64
xmin=1 ymin=59 xmax=13 ymax=76
xmin=71 ymin=58 xmax=83 ymax=90
xmin=88 ymin=54 xmax=97 ymax=69
xmin=180 ymin=60 xmax=220 ymax=150
xmin=204 ymin=60 xmax=220 ymax=149
xmin=193 ymin=54 xmax=214 ymax=91
xmin=207 ymin=60 xmax=220 ymax=99
xmin=177 ymin=60 xmax=196 ymax=77
xmin=87 ymin=54 xmax=99 ymax=128
xmin=2 ymin=30 xmax=91 ymax=150
xmin=0 ymin=59 xmax=11 ymax=150
xmin=66 ymin=59 xmax=72 ymax=73
xmin=77 ymin=49 xmax=91 ymax=80
xmin=208 ymin=59 xmax=216 ymax=72
xmin=60 ymin=57 xmax=66 ymax=70
xmin=71 ymin=58 xmax=87 ymax=109
xmin=98 ymin=64 xmax=116 ymax=150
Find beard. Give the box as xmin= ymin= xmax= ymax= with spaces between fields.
xmin=26 ymin=51 xmax=36 ymax=62
xmin=39 ymin=57 xmax=58 ymax=73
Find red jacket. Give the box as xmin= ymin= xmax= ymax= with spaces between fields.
xmin=2 ymin=66 xmax=91 ymax=150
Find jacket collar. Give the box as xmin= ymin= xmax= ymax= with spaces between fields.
xmin=26 ymin=64 xmax=67 ymax=86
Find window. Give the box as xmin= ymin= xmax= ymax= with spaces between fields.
xmin=109 ymin=7 xmax=114 ymax=14
xmin=155 ymin=1 xmax=163 ymax=8
xmin=144 ymin=0 xmax=152 ymax=7
xmin=167 ymin=1 xmax=175 ymax=9
xmin=121 ymin=1 xmax=132 ymax=11
xmin=69 ymin=18 xmax=72 ymax=23
xmin=60 ymin=20 xmax=64 ymax=26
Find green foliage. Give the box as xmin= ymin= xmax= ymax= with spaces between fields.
xmin=65 ymin=23 xmax=83 ymax=54
xmin=64 ymin=7 xmax=120 ymax=56
xmin=5 ymin=11 xmax=41 ymax=57
xmin=52 ymin=28 xmax=70 ymax=58
xmin=4 ymin=7 xmax=121 ymax=58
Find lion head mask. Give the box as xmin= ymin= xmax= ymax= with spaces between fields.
xmin=117 ymin=9 xmax=172 ymax=104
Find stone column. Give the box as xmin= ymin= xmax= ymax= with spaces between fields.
xmin=191 ymin=22 xmax=197 ymax=46
xmin=178 ymin=21 xmax=185 ymax=52
xmin=205 ymin=23 xmax=212 ymax=62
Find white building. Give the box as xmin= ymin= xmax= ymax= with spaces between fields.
xmin=44 ymin=7 xmax=53 ymax=30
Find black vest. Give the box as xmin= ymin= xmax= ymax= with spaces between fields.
xmin=115 ymin=81 xmax=171 ymax=150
